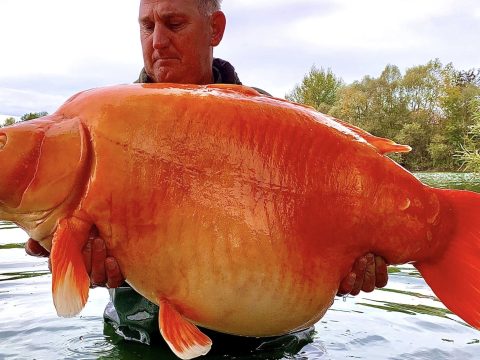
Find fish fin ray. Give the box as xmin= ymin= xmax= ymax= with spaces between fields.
xmin=335 ymin=118 xmax=411 ymax=155
xmin=415 ymin=189 xmax=480 ymax=329
xmin=159 ymin=299 xmax=212 ymax=359
xmin=51 ymin=217 xmax=90 ymax=317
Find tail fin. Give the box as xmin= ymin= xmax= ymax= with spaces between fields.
xmin=414 ymin=188 xmax=480 ymax=329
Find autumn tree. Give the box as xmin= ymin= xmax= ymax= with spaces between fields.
xmin=286 ymin=66 xmax=344 ymax=113
xmin=290 ymin=60 xmax=479 ymax=171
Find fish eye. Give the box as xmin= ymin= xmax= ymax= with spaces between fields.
xmin=0 ymin=133 xmax=6 ymax=150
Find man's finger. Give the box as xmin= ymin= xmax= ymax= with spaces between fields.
xmin=374 ymin=255 xmax=388 ymax=288
xmin=82 ymin=239 xmax=93 ymax=275
xmin=337 ymin=272 xmax=356 ymax=296
xmin=105 ymin=257 xmax=125 ymax=288
xmin=25 ymin=238 xmax=50 ymax=257
xmin=90 ymin=237 xmax=107 ymax=286
xmin=349 ymin=256 xmax=368 ymax=296
xmin=361 ymin=254 xmax=376 ymax=293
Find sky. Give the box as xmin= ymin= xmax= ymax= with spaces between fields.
xmin=0 ymin=0 xmax=479 ymax=119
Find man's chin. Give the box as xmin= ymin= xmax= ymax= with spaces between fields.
xmin=150 ymin=69 xmax=184 ymax=84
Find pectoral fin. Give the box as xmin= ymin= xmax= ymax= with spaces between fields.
xmin=51 ymin=217 xmax=91 ymax=317
xmin=159 ymin=299 xmax=212 ymax=359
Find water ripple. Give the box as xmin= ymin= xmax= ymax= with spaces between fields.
xmin=65 ymin=332 xmax=116 ymax=359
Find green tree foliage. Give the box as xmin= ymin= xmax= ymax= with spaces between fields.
xmin=331 ymin=65 xmax=408 ymax=141
xmin=291 ymin=59 xmax=480 ymax=171
xmin=1 ymin=111 xmax=48 ymax=128
xmin=20 ymin=111 xmax=48 ymax=121
xmin=457 ymin=97 xmax=480 ymax=173
xmin=1 ymin=117 xmax=16 ymax=127
xmin=286 ymin=66 xmax=344 ymax=113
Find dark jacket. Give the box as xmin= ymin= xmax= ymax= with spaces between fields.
xmin=135 ymin=58 xmax=270 ymax=96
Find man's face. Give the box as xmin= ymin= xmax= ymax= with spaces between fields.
xmin=139 ymin=0 xmax=223 ymax=85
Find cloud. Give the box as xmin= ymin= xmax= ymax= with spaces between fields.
xmin=1 ymin=0 xmax=479 ymax=115
xmin=0 ymin=59 xmax=142 ymax=115
xmin=0 ymin=0 xmax=140 ymax=77
xmin=217 ymin=0 xmax=480 ymax=96
xmin=0 ymin=0 xmax=143 ymax=115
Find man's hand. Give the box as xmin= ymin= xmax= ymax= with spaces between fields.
xmin=337 ymin=254 xmax=388 ymax=296
xmin=25 ymin=235 xmax=124 ymax=289
xmin=82 ymin=237 xmax=125 ymax=288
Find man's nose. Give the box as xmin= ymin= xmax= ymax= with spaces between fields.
xmin=152 ymin=23 xmax=170 ymax=49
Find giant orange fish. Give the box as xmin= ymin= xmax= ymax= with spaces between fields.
xmin=0 ymin=84 xmax=479 ymax=359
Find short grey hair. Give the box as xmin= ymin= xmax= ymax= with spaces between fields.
xmin=197 ymin=0 xmax=222 ymax=15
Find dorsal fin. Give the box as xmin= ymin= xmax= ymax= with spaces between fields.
xmin=335 ymin=118 xmax=411 ymax=155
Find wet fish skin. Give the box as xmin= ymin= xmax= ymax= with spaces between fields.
xmin=0 ymin=83 xmax=479 ymax=359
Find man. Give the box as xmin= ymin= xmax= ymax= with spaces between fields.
xmin=26 ymin=0 xmax=388 ymax=353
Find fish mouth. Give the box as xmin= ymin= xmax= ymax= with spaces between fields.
xmin=0 ymin=205 xmax=56 ymax=251
xmin=1 ymin=185 xmax=77 ymax=247
xmin=0 ymin=122 xmax=47 ymax=210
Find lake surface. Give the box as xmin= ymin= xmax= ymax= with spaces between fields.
xmin=1 ymin=172 xmax=480 ymax=359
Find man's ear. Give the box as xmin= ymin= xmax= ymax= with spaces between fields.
xmin=210 ymin=11 xmax=226 ymax=47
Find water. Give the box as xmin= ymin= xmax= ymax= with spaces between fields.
xmin=1 ymin=172 xmax=480 ymax=359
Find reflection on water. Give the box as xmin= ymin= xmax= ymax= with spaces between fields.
xmin=357 ymin=300 xmax=454 ymax=319
xmin=388 ymin=265 xmax=422 ymax=278
xmin=99 ymin=326 xmax=316 ymax=360
xmin=415 ymin=172 xmax=480 ymax=191
xmin=0 ymin=270 xmax=50 ymax=282
xmin=1 ymin=173 xmax=480 ymax=359
xmin=379 ymin=287 xmax=439 ymax=301
xmin=0 ymin=243 xmax=25 ymax=249
xmin=0 ymin=221 xmax=18 ymax=230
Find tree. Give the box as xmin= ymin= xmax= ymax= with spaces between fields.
xmin=428 ymin=134 xmax=454 ymax=170
xmin=438 ymin=65 xmax=480 ymax=170
xmin=457 ymin=97 xmax=480 ymax=173
xmin=329 ymin=83 xmax=369 ymax=123
xmin=286 ymin=66 xmax=344 ymax=113
xmin=21 ymin=111 xmax=48 ymax=121
xmin=455 ymin=68 xmax=480 ymax=87
xmin=1 ymin=117 xmax=16 ymax=127
xmin=1 ymin=112 xmax=48 ymax=128
xmin=396 ymin=121 xmax=432 ymax=170
xmin=402 ymin=59 xmax=444 ymax=114
xmin=289 ymin=60 xmax=479 ymax=171
xmin=331 ymin=65 xmax=409 ymax=142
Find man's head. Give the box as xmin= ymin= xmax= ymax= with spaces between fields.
xmin=197 ymin=0 xmax=222 ymax=16
xmin=139 ymin=0 xmax=226 ymax=85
